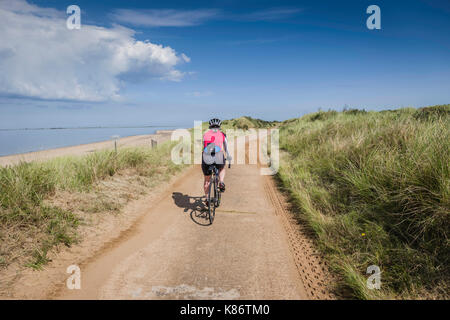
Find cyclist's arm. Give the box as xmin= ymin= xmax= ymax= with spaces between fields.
xmin=223 ymin=133 xmax=231 ymax=160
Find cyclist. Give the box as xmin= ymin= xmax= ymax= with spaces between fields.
xmin=202 ymin=118 xmax=231 ymax=206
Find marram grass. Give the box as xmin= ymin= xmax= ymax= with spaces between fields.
xmin=277 ymin=105 xmax=449 ymax=299
xmin=0 ymin=142 xmax=184 ymax=269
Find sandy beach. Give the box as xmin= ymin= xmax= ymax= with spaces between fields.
xmin=0 ymin=130 xmax=174 ymax=167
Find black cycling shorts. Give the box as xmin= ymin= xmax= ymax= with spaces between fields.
xmin=201 ymin=161 xmax=225 ymax=176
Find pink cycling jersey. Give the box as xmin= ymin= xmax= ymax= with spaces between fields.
xmin=203 ymin=129 xmax=225 ymax=150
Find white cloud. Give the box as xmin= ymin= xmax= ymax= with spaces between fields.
xmin=181 ymin=53 xmax=191 ymax=63
xmin=1 ymin=0 xmax=62 ymax=18
xmin=0 ymin=0 xmax=190 ymax=102
xmin=239 ymin=8 xmax=302 ymax=21
xmin=110 ymin=8 xmax=219 ymax=27
xmin=186 ymin=91 xmax=213 ymax=97
xmin=109 ymin=7 xmax=301 ymax=27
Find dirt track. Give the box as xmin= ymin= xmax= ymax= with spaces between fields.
xmin=53 ymin=163 xmax=312 ymax=299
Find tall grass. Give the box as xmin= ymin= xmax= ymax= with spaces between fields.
xmin=277 ymin=105 xmax=449 ymax=299
xmin=0 ymin=142 xmax=183 ymax=269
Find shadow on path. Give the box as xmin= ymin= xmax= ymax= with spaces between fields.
xmin=172 ymin=192 xmax=211 ymax=226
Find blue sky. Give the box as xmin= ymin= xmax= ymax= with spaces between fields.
xmin=0 ymin=0 xmax=449 ymax=128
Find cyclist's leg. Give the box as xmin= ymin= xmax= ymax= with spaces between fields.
xmin=217 ymin=163 xmax=226 ymax=191
xmin=201 ymin=162 xmax=212 ymax=199
xmin=204 ymin=175 xmax=211 ymax=198
xmin=219 ymin=166 xmax=225 ymax=184
xmin=218 ymin=153 xmax=226 ymax=184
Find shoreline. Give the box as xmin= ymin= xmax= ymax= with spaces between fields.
xmin=0 ymin=130 xmax=174 ymax=167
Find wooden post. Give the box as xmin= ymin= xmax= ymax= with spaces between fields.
xmin=112 ymin=135 xmax=120 ymax=153
xmin=151 ymin=139 xmax=157 ymax=149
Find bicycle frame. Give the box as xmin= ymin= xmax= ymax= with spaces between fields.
xmin=205 ymin=157 xmax=230 ymax=225
xmin=206 ymin=158 xmax=230 ymax=224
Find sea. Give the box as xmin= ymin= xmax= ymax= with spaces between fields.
xmin=0 ymin=126 xmax=182 ymax=157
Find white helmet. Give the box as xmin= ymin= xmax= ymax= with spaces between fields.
xmin=209 ymin=118 xmax=222 ymax=128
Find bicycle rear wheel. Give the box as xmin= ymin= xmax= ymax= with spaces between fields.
xmin=208 ymin=175 xmax=216 ymax=224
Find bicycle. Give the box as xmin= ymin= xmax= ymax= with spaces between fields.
xmin=206 ymin=160 xmax=230 ymax=225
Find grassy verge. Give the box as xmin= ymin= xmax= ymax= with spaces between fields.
xmin=0 ymin=141 xmax=185 ymax=270
xmin=277 ymin=105 xmax=449 ymax=299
